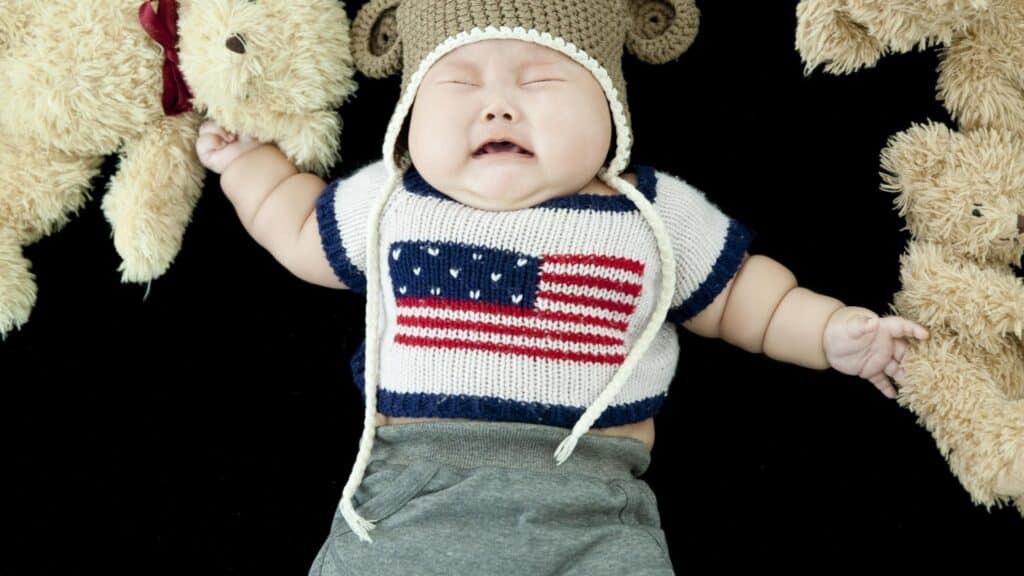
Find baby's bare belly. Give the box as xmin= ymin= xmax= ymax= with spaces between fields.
xmin=375 ymin=413 xmax=655 ymax=452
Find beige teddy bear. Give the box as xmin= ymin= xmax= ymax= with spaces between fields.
xmin=795 ymin=0 xmax=1024 ymax=133
xmin=0 ymin=0 xmax=358 ymax=336
xmin=796 ymin=0 xmax=1024 ymax=515
xmin=880 ymin=122 xmax=1024 ymax=514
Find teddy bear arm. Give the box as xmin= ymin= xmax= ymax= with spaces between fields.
xmin=796 ymin=0 xmax=885 ymax=75
xmin=938 ymin=43 xmax=1024 ymax=132
xmin=898 ymin=253 xmax=1024 ymax=339
xmin=276 ymin=109 xmax=343 ymax=178
xmin=845 ymin=0 xmax=988 ymax=53
xmin=100 ymin=112 xmax=206 ymax=283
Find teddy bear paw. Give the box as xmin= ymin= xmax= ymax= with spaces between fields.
xmin=111 ymin=219 xmax=180 ymax=284
xmin=993 ymin=450 xmax=1024 ymax=498
xmin=0 ymin=248 xmax=37 ymax=337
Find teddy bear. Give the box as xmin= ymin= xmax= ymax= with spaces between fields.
xmin=879 ymin=122 xmax=1024 ymax=514
xmin=795 ymin=0 xmax=1024 ymax=514
xmin=0 ymin=0 xmax=358 ymax=336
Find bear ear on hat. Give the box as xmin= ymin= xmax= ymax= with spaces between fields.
xmin=351 ymin=0 xmax=403 ymax=79
xmin=625 ymin=0 xmax=700 ymax=64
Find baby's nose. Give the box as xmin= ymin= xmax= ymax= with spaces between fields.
xmin=226 ymin=34 xmax=246 ymax=54
xmin=486 ymin=111 xmax=514 ymax=121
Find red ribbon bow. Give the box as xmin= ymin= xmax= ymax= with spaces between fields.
xmin=139 ymin=0 xmax=193 ymax=116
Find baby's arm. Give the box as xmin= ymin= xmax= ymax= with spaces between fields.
xmin=197 ymin=121 xmax=345 ymax=289
xmin=683 ymin=253 xmax=928 ymax=397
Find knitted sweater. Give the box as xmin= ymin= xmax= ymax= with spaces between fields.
xmin=316 ymin=159 xmax=752 ymax=429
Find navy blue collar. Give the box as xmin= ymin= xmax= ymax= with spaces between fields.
xmin=401 ymin=163 xmax=658 ymax=213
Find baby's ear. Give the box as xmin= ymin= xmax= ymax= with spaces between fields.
xmin=625 ymin=0 xmax=700 ymax=64
xmin=351 ymin=0 xmax=403 ymax=79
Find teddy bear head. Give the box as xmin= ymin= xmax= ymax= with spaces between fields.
xmin=796 ymin=0 xmax=989 ymax=74
xmin=881 ymin=122 xmax=1024 ymax=267
xmin=178 ymin=0 xmax=357 ymax=174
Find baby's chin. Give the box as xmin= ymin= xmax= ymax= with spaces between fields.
xmin=445 ymin=184 xmax=572 ymax=211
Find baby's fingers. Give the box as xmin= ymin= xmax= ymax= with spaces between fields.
xmin=868 ymin=372 xmax=898 ymax=399
xmin=892 ymin=338 xmax=907 ymax=363
xmin=883 ymin=317 xmax=929 ymax=340
xmin=199 ymin=119 xmax=238 ymax=143
xmin=199 ymin=119 xmax=223 ymax=137
xmin=196 ymin=133 xmax=227 ymax=160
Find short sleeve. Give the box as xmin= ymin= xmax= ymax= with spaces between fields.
xmin=315 ymin=158 xmax=388 ymax=294
xmin=650 ymin=168 xmax=754 ymax=324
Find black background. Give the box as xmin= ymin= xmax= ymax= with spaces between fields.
xmin=6 ymin=1 xmax=1022 ymax=574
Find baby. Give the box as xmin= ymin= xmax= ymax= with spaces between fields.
xmin=197 ymin=1 xmax=928 ymax=574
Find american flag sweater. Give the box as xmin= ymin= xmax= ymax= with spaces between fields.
xmin=316 ymin=159 xmax=752 ymax=429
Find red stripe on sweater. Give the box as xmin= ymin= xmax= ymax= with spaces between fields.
xmin=543 ymin=254 xmax=645 ymax=275
xmin=396 ymin=315 xmax=625 ymax=346
xmin=393 ymin=335 xmax=626 ymax=364
xmin=540 ymin=271 xmax=643 ymax=297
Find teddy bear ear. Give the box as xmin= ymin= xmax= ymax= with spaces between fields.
xmin=625 ymin=0 xmax=700 ymax=64
xmin=880 ymin=122 xmax=956 ymax=199
xmin=351 ymin=0 xmax=403 ymax=79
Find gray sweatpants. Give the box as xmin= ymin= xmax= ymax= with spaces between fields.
xmin=309 ymin=420 xmax=674 ymax=575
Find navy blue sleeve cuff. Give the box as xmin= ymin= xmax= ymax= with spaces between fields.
xmin=316 ymin=180 xmax=367 ymax=294
xmin=667 ymin=219 xmax=754 ymax=324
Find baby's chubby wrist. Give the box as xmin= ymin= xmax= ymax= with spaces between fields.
xmin=220 ymin=142 xmax=282 ymax=181
xmin=220 ymin=143 xmax=298 ymax=205
xmin=821 ymin=305 xmax=878 ymax=367
xmin=824 ymin=305 xmax=876 ymax=332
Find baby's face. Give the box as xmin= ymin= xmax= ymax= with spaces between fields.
xmin=408 ymin=39 xmax=613 ymax=211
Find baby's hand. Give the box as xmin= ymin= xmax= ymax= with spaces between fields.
xmin=196 ymin=119 xmax=262 ymax=174
xmin=823 ymin=306 xmax=929 ymax=399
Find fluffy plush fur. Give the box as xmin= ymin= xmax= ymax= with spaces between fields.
xmin=796 ymin=0 xmax=1024 ymax=133
xmin=796 ymin=0 xmax=1024 ymax=514
xmin=0 ymin=0 xmax=357 ymax=336
xmin=881 ymin=124 xmax=1024 ymax=514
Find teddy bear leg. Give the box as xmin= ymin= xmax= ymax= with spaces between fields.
xmin=899 ymin=339 xmax=1024 ymax=508
xmin=0 ymin=136 xmax=103 ymax=335
xmin=101 ymin=112 xmax=206 ymax=283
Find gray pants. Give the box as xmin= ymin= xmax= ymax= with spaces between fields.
xmin=309 ymin=420 xmax=674 ymax=575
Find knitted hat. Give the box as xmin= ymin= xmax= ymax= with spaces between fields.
xmin=339 ymin=0 xmax=700 ymax=542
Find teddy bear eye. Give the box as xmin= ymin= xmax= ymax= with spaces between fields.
xmin=972 ymin=203 xmax=983 ymax=217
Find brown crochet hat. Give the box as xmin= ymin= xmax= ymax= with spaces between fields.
xmin=351 ymin=0 xmax=700 ymax=174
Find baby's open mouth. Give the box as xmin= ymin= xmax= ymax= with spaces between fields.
xmin=473 ymin=141 xmax=534 ymax=158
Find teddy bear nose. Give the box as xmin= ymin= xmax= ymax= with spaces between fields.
xmin=226 ymin=34 xmax=246 ymax=54
xmin=1018 ymin=214 xmax=1024 ymax=234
